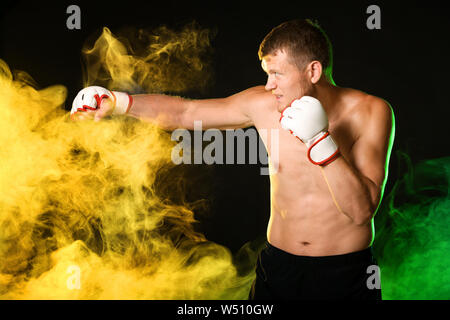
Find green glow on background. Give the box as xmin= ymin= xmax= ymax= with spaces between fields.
xmin=373 ymin=152 xmax=450 ymax=299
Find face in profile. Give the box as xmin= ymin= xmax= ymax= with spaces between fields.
xmin=261 ymin=50 xmax=313 ymax=112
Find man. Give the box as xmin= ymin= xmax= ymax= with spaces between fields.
xmin=71 ymin=19 xmax=394 ymax=300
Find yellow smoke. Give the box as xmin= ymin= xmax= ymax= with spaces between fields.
xmin=82 ymin=23 xmax=214 ymax=93
xmin=0 ymin=24 xmax=255 ymax=299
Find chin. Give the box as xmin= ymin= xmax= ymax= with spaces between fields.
xmin=277 ymin=98 xmax=290 ymax=112
xmin=277 ymin=103 xmax=286 ymax=113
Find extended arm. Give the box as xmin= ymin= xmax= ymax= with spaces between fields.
xmin=70 ymin=86 xmax=268 ymax=130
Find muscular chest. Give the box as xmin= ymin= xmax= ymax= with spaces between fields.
xmin=254 ymin=108 xmax=360 ymax=171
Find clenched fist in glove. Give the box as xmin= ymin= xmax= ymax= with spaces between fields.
xmin=70 ymin=86 xmax=133 ymax=121
xmin=280 ymin=96 xmax=340 ymax=166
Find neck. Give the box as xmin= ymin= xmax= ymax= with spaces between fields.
xmin=312 ymin=77 xmax=341 ymax=122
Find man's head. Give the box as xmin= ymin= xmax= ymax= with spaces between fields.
xmin=259 ymin=19 xmax=333 ymax=111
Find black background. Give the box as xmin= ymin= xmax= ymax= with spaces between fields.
xmin=1 ymin=0 xmax=449 ymax=253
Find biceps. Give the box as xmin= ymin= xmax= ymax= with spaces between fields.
xmin=352 ymin=140 xmax=388 ymax=191
xmin=352 ymin=115 xmax=393 ymax=188
xmin=182 ymin=97 xmax=253 ymax=130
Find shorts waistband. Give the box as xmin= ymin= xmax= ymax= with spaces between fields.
xmin=264 ymin=241 xmax=375 ymax=267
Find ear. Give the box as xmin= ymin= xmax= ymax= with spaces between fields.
xmin=307 ymin=61 xmax=323 ymax=84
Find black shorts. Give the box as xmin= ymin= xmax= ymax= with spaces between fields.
xmin=249 ymin=242 xmax=382 ymax=300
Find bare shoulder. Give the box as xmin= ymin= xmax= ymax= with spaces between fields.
xmin=228 ymin=85 xmax=277 ymax=111
xmin=364 ymin=93 xmax=393 ymax=119
xmin=231 ymin=85 xmax=271 ymax=98
xmin=343 ymin=88 xmax=393 ymax=128
xmin=340 ymin=89 xmax=395 ymax=169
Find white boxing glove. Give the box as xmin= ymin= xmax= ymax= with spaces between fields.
xmin=280 ymin=96 xmax=340 ymax=166
xmin=70 ymin=86 xmax=133 ymax=120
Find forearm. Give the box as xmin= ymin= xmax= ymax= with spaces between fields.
xmin=127 ymin=94 xmax=189 ymax=130
xmin=321 ymin=155 xmax=379 ymax=225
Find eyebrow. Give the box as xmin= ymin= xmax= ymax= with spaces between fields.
xmin=261 ymin=61 xmax=282 ymax=74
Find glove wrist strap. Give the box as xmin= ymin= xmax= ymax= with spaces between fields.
xmin=111 ymin=91 xmax=133 ymax=115
xmin=307 ymin=131 xmax=340 ymax=166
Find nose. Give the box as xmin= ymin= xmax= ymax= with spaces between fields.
xmin=265 ymin=76 xmax=276 ymax=91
